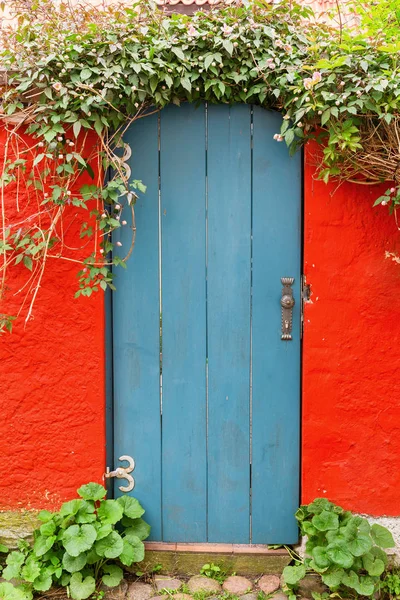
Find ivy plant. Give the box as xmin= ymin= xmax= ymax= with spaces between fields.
xmin=0 ymin=0 xmax=399 ymax=331
xmin=283 ymin=498 xmax=395 ymax=599
xmin=1 ymin=482 xmax=150 ymax=600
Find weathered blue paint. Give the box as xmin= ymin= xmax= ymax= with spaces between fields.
xmin=251 ymin=106 xmax=301 ymax=543
xmin=113 ymin=103 xmax=301 ymax=543
xmin=207 ymin=105 xmax=251 ymax=542
xmin=159 ymin=104 xmax=208 ymax=542
xmin=113 ymin=112 xmax=162 ymax=540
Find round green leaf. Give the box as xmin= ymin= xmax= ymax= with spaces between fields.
xmin=119 ymin=540 xmax=135 ymax=567
xmin=21 ymin=557 xmax=41 ymax=583
xmin=0 ymin=582 xmax=30 ymax=600
xmin=312 ymin=510 xmax=339 ymax=532
xmin=77 ymin=483 xmax=107 ymax=502
xmin=60 ymin=500 xmax=82 ymax=517
xmin=347 ymin=534 xmax=372 ymax=557
xmin=326 ymin=543 xmax=354 ymax=569
xmin=2 ymin=551 xmax=26 ymax=580
xmin=63 ymin=524 xmax=97 ymax=557
xmin=102 ymin=564 xmax=123 ymax=588
xmin=40 ymin=520 xmax=56 ymax=537
xmin=283 ymin=564 xmax=306 ymax=586
xmin=371 ymin=523 xmax=395 ymax=548
xmin=62 ymin=551 xmax=88 ymax=573
xmin=321 ymin=568 xmax=344 ymax=588
xmin=97 ymin=500 xmax=124 ymax=525
xmin=33 ymin=572 xmax=53 ymax=592
xmin=75 ymin=501 xmax=96 ymax=524
xmin=312 ymin=546 xmax=331 ymax=569
xmin=122 ymin=533 xmax=144 ymax=562
xmin=95 ymin=523 xmax=113 ymax=540
xmin=362 ymin=552 xmax=385 ymax=576
xmin=123 ymin=518 xmax=151 ymax=541
xmin=342 ymin=570 xmax=360 ymax=591
xmin=95 ymin=531 xmax=124 ymax=559
xmin=116 ymin=496 xmax=145 ymax=519
xmin=357 ymin=575 xmax=376 ymax=596
xmin=69 ymin=573 xmax=96 ymax=600
xmin=33 ymin=535 xmax=56 ymax=557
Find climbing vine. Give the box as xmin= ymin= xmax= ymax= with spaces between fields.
xmin=0 ymin=0 xmax=399 ymax=332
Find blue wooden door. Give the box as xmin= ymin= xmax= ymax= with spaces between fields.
xmin=112 ymin=103 xmax=301 ymax=544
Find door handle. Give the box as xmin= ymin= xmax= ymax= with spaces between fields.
xmin=281 ymin=277 xmax=295 ymax=341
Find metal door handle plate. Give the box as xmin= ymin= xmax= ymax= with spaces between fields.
xmin=281 ymin=277 xmax=295 ymax=341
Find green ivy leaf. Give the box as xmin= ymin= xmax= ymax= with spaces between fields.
xmin=282 ymin=564 xmax=306 ymax=585
xmin=371 ymin=523 xmax=395 ymax=548
xmin=62 ymin=552 xmax=88 ymax=573
xmin=62 ymin=525 xmax=97 ymax=557
xmin=95 ymin=531 xmax=124 ymax=559
xmin=69 ymin=573 xmax=96 ymax=600
xmin=77 ymin=483 xmax=107 ymax=502
xmin=116 ymin=496 xmax=145 ymax=519
xmin=102 ymin=564 xmax=123 ymax=588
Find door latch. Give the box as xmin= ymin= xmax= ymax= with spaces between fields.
xmin=105 ymin=455 xmax=135 ymax=493
xmin=280 ymin=277 xmax=295 ymax=341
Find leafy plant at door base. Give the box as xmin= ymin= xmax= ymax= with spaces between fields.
xmin=282 ymin=498 xmax=395 ymax=598
xmin=1 ymin=0 xmax=400 ymax=331
xmin=0 ymin=482 xmax=150 ymax=600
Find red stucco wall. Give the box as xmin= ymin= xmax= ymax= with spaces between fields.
xmin=302 ymin=142 xmax=400 ymax=516
xmin=0 ymin=127 xmax=106 ymax=510
xmin=1 ymin=130 xmax=400 ymax=517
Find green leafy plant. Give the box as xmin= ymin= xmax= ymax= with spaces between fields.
xmin=1 ymin=482 xmax=150 ymax=600
xmin=200 ymin=562 xmax=230 ymax=584
xmin=283 ymin=498 xmax=395 ymax=598
xmin=380 ymin=570 xmax=400 ymax=599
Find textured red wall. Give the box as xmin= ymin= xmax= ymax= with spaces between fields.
xmin=302 ymin=142 xmax=400 ymax=516
xmin=0 ymin=127 xmax=106 ymax=511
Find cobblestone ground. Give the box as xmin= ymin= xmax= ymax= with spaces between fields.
xmin=106 ymin=572 xmax=326 ymax=600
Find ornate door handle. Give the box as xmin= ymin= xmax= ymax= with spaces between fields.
xmin=281 ymin=277 xmax=295 ymax=341
xmin=104 ymin=455 xmax=135 ymax=493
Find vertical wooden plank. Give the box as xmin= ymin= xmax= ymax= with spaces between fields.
xmin=251 ymin=106 xmax=301 ymax=543
xmin=160 ymin=104 xmax=207 ymax=542
xmin=207 ymin=104 xmax=252 ymax=543
xmin=113 ymin=112 xmax=162 ymax=539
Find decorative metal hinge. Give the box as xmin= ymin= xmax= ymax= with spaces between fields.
xmin=105 ymin=455 xmax=135 ymax=493
xmin=280 ymin=277 xmax=295 ymax=341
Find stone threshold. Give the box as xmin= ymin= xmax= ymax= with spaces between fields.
xmin=137 ymin=543 xmax=291 ymax=577
xmin=145 ymin=542 xmax=287 ymax=555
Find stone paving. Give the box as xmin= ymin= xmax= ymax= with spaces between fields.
xmin=115 ymin=572 xmax=323 ymax=600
